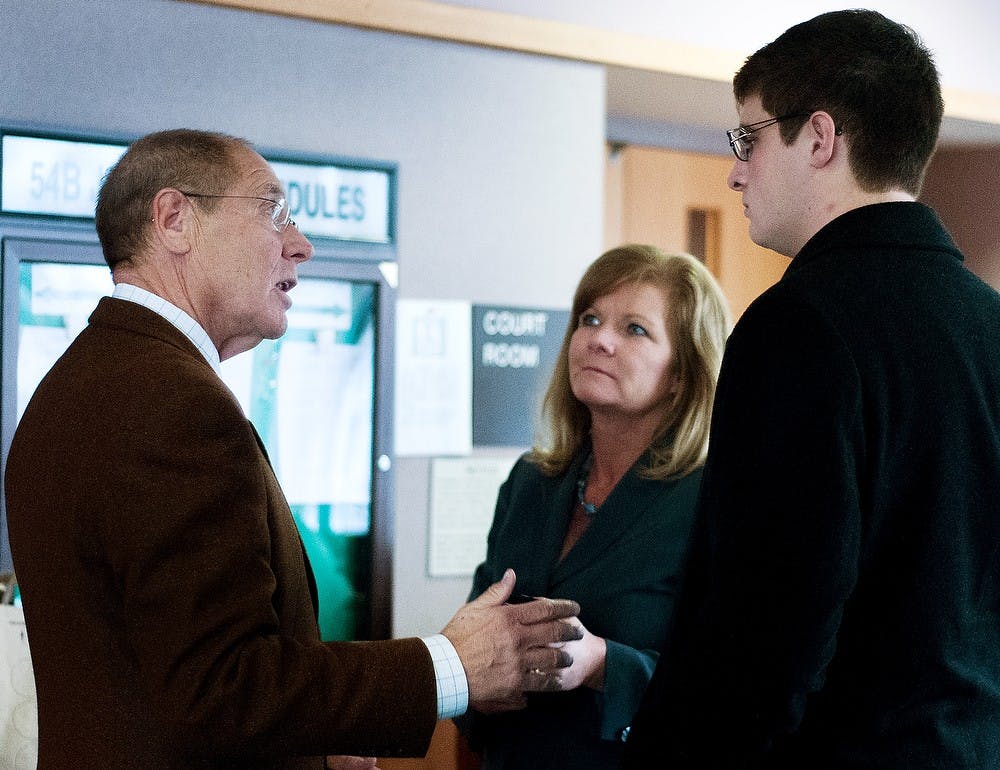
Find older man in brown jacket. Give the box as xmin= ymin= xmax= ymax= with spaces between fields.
xmin=5 ymin=129 xmax=580 ymax=770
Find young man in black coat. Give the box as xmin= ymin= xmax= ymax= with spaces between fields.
xmin=622 ymin=10 xmax=1000 ymax=769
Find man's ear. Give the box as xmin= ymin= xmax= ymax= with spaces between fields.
xmin=149 ymin=188 xmax=192 ymax=254
xmin=806 ymin=111 xmax=840 ymax=169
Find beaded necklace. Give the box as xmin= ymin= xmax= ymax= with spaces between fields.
xmin=575 ymin=452 xmax=599 ymax=516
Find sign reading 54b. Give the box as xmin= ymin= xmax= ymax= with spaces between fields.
xmin=1 ymin=133 xmax=394 ymax=245
xmin=1 ymin=134 xmax=127 ymax=218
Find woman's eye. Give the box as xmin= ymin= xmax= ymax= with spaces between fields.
xmin=580 ymin=313 xmax=600 ymax=327
xmin=628 ymin=323 xmax=648 ymax=337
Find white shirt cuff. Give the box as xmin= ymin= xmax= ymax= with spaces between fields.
xmin=422 ymin=633 xmax=469 ymax=719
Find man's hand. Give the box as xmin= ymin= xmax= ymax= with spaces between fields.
xmin=441 ymin=568 xmax=581 ymax=707
xmin=325 ymin=756 xmax=378 ymax=770
xmin=524 ymin=616 xmax=606 ymax=692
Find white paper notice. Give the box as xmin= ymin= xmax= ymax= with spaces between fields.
xmin=395 ymin=299 xmax=472 ymax=456
xmin=428 ymin=455 xmax=519 ymax=577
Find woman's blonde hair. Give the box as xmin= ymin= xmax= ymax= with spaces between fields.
xmin=529 ymin=244 xmax=731 ymax=480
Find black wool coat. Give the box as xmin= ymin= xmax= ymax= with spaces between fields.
xmin=623 ymin=203 xmax=1000 ymax=769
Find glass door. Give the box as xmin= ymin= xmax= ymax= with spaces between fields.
xmin=1 ymin=235 xmax=394 ymax=640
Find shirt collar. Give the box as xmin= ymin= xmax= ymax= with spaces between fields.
xmin=111 ymin=283 xmax=221 ymax=374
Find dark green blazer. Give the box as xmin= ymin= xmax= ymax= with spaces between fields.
xmin=462 ymin=450 xmax=703 ymax=770
xmin=5 ymin=298 xmax=436 ymax=769
xmin=624 ymin=203 xmax=1000 ymax=769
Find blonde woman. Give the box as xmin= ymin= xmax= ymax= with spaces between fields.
xmin=460 ymin=244 xmax=731 ymax=770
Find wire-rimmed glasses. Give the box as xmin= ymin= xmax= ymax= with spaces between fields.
xmin=178 ymin=192 xmax=295 ymax=232
xmin=726 ymin=112 xmax=810 ymax=162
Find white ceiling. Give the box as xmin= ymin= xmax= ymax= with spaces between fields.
xmin=440 ymin=0 xmax=1000 ymax=151
xmin=604 ymin=65 xmax=1000 ymax=154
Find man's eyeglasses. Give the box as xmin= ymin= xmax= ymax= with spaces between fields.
xmin=726 ymin=112 xmax=810 ymax=162
xmin=179 ymin=192 xmax=295 ymax=232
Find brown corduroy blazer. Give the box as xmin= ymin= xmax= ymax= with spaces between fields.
xmin=5 ymin=297 xmax=436 ymax=769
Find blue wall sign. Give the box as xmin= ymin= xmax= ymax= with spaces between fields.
xmin=1 ymin=132 xmax=394 ymax=245
xmin=472 ymin=305 xmax=570 ymax=447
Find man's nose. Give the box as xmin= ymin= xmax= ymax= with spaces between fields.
xmin=727 ymin=160 xmax=745 ymax=191
xmin=284 ymin=223 xmax=313 ymax=263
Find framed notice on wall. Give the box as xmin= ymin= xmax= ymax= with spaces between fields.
xmin=427 ymin=456 xmax=518 ymax=577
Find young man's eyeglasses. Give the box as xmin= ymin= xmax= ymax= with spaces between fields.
xmin=726 ymin=113 xmax=810 ymax=162
xmin=178 ymin=192 xmax=295 ymax=232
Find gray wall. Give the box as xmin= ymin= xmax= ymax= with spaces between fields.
xmin=0 ymin=0 xmax=605 ymax=633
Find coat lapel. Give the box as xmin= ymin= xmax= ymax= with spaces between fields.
xmin=550 ymin=463 xmax=669 ymax=589
xmin=248 ymin=419 xmax=320 ymax=619
xmin=506 ymin=454 xmax=584 ymax=598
